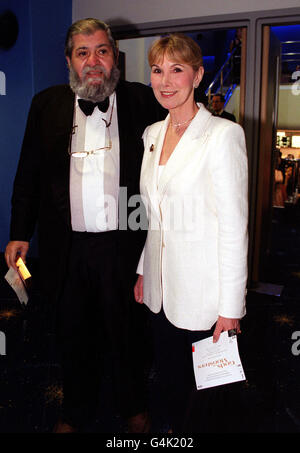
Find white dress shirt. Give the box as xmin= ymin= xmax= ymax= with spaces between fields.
xmin=69 ymin=93 xmax=120 ymax=232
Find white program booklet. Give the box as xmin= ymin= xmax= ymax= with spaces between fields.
xmin=4 ymin=267 xmax=29 ymax=305
xmin=192 ymin=331 xmax=246 ymax=390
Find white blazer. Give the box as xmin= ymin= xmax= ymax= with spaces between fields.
xmin=138 ymin=104 xmax=248 ymax=331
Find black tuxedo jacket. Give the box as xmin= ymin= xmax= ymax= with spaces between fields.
xmin=10 ymin=80 xmax=166 ymax=303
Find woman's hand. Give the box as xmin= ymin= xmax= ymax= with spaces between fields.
xmin=213 ymin=316 xmax=241 ymax=343
xmin=134 ymin=274 xmax=144 ymax=304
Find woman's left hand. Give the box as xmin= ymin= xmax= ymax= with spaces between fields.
xmin=213 ymin=316 xmax=241 ymax=343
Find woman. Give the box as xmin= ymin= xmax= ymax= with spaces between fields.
xmin=134 ymin=34 xmax=248 ymax=432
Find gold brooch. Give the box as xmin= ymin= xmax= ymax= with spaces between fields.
xmin=150 ymin=144 xmax=154 ymax=152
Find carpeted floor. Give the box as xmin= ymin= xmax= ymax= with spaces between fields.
xmin=0 ymin=205 xmax=300 ymax=433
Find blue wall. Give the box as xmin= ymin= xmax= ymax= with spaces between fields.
xmin=0 ymin=0 xmax=72 ymax=253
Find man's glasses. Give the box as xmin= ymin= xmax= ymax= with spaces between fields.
xmin=68 ymin=94 xmax=115 ymax=158
xmin=68 ymin=124 xmax=112 ymax=157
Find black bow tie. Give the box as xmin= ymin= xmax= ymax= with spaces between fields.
xmin=78 ymin=97 xmax=109 ymax=116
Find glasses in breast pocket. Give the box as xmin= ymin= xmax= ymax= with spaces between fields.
xmin=68 ymin=122 xmax=112 ymax=158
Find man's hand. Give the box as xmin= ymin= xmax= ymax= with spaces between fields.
xmin=213 ymin=316 xmax=241 ymax=343
xmin=134 ymin=274 xmax=144 ymax=304
xmin=5 ymin=241 xmax=30 ymax=271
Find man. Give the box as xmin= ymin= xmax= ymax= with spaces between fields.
xmin=5 ymin=18 xmax=165 ymax=433
xmin=211 ymin=93 xmax=236 ymax=122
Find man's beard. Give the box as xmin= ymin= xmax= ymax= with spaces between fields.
xmin=69 ymin=63 xmax=120 ymax=102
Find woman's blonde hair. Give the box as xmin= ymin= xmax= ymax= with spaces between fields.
xmin=148 ymin=33 xmax=203 ymax=71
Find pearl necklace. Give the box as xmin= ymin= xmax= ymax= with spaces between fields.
xmin=170 ymin=110 xmax=198 ymax=129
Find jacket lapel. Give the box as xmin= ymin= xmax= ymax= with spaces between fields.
xmin=157 ymin=104 xmax=212 ymax=201
xmin=144 ymin=117 xmax=169 ymax=194
xmin=50 ymin=87 xmax=75 ymax=228
xmin=116 ymin=81 xmax=130 ymax=188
